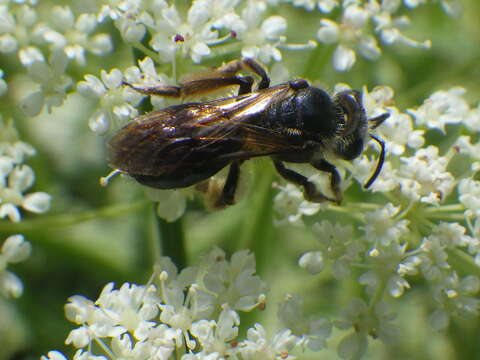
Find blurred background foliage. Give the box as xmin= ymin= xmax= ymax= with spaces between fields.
xmin=1 ymin=0 xmax=480 ymax=359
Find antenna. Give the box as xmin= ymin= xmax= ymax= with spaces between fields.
xmin=364 ymin=134 xmax=385 ymax=189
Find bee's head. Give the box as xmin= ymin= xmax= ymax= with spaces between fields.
xmin=333 ymin=90 xmax=368 ymax=160
xmin=333 ymin=90 xmax=389 ymax=188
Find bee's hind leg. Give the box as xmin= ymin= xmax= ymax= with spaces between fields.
xmin=215 ymin=161 xmax=243 ymax=208
xmin=123 ymin=75 xmax=255 ymax=98
xmin=123 ymin=57 xmax=270 ymax=98
xmin=216 ymin=58 xmax=270 ymax=90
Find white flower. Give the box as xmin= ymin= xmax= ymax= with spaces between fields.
xmin=316 ymin=1 xmax=433 ymax=71
xmin=316 ymin=19 xmax=339 ymax=44
xmin=278 ymin=294 xmax=332 ymax=351
xmin=335 ymin=298 xmax=398 ymax=357
xmin=429 ymin=272 xmax=480 ymax=330
xmin=318 ymin=0 xmax=340 ymax=12
xmin=458 ymin=179 xmax=480 ymax=217
xmin=20 ymin=49 xmax=72 ymax=116
xmin=373 ymin=8 xmax=431 ymax=49
xmin=18 ymin=46 xmax=45 ymax=66
xmin=149 ymin=3 xmax=219 ymax=63
xmin=190 ymin=307 xmax=240 ymax=357
xmin=0 ymin=163 xmax=51 ymax=221
xmin=273 ymin=183 xmax=323 ymax=225
xmin=0 ymin=122 xmax=51 ymax=222
xmin=78 ymin=68 xmax=138 ymax=135
xmin=361 ymin=86 xmax=425 ymax=155
xmin=33 ymin=6 xmax=112 ymax=66
xmin=464 ymin=103 xmax=480 ymax=131
xmin=95 ymin=282 xmax=160 ymax=339
xmin=431 ymin=222 xmax=473 ymax=248
xmin=361 ymin=203 xmax=409 ymax=246
xmin=298 ymin=251 xmax=324 ymax=274
xmin=316 ymin=3 xmax=379 ymax=71
xmin=0 ymin=2 xmax=38 ymax=55
xmin=334 ymin=298 xmax=369 ymax=358
xmin=79 ymin=56 xmax=177 ymax=137
xmin=378 ymin=107 xmax=424 ymax=155
xmin=201 ymin=249 xmax=268 ymax=312
xmin=0 ymin=234 xmax=31 ymax=298
xmin=454 ymin=136 xmax=480 ymax=162
xmin=332 ymin=44 xmax=356 ymax=72
xmin=238 ymin=1 xmax=288 ymax=63
xmin=408 ymin=87 xmax=470 ymax=133
xmin=41 ymin=351 xmax=67 ymax=360
xmin=311 ymin=220 xmax=360 ymax=280
xmin=143 ymin=187 xmax=189 ymax=223
xmin=58 ymin=249 xmax=272 ymax=358
xmin=418 ymin=235 xmax=450 ymax=282
xmin=239 ymin=323 xmax=299 ymax=360
xmin=64 ymin=282 xmax=160 ymax=348
xmin=353 ymin=155 xmax=398 ymax=193
xmin=359 ymin=241 xmax=411 ymax=297
xmin=290 ymin=0 xmax=339 ymax=12
xmin=398 ymin=146 xmax=455 ymax=204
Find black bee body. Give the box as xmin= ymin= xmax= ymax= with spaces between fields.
xmin=107 ymin=58 xmax=388 ymax=206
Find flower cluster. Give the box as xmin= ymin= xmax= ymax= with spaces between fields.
xmin=0 ymin=118 xmax=51 ymax=222
xmin=0 ymin=117 xmax=50 ymax=300
xmin=314 ymin=0 xmax=440 ymax=71
xmin=99 ymin=0 xmax=301 ymax=65
xmin=43 ymin=249 xmax=333 ymax=360
xmin=0 ymin=1 xmax=113 ymax=116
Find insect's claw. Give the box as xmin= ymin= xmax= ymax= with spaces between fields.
xmin=303 ymin=183 xmax=336 ymax=204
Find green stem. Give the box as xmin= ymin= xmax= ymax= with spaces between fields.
xmin=425 ymin=214 xmax=467 ymax=221
xmin=329 ymin=204 xmax=365 ymax=222
xmin=302 ymin=42 xmax=333 ymax=79
xmin=0 ymin=201 xmax=149 ymax=234
xmin=238 ymin=162 xmax=276 ymax=271
xmin=369 ymin=277 xmax=387 ymax=309
xmin=448 ymin=248 xmax=480 ymax=277
xmin=424 ymin=204 xmax=465 ymax=212
xmin=132 ymin=43 xmax=159 ymax=63
xmin=154 ymin=214 xmax=187 ymax=270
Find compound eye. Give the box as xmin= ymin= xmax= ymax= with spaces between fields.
xmin=334 ymin=90 xmax=366 ymax=137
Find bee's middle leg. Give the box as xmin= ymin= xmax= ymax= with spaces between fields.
xmin=216 ymin=161 xmax=243 ymax=207
xmin=273 ymin=160 xmax=337 ymax=204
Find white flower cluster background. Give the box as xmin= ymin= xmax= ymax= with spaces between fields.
xmin=0 ymin=0 xmax=479 ymax=359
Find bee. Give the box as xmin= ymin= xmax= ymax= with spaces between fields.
xmin=107 ymin=58 xmax=388 ymax=207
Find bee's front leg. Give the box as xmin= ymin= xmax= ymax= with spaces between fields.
xmin=310 ymin=159 xmax=343 ymax=204
xmin=273 ymin=160 xmax=337 ymax=204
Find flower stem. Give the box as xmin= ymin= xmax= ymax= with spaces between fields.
xmin=154 ymin=213 xmax=187 ymax=270
xmin=0 ymin=201 xmax=149 ymax=234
